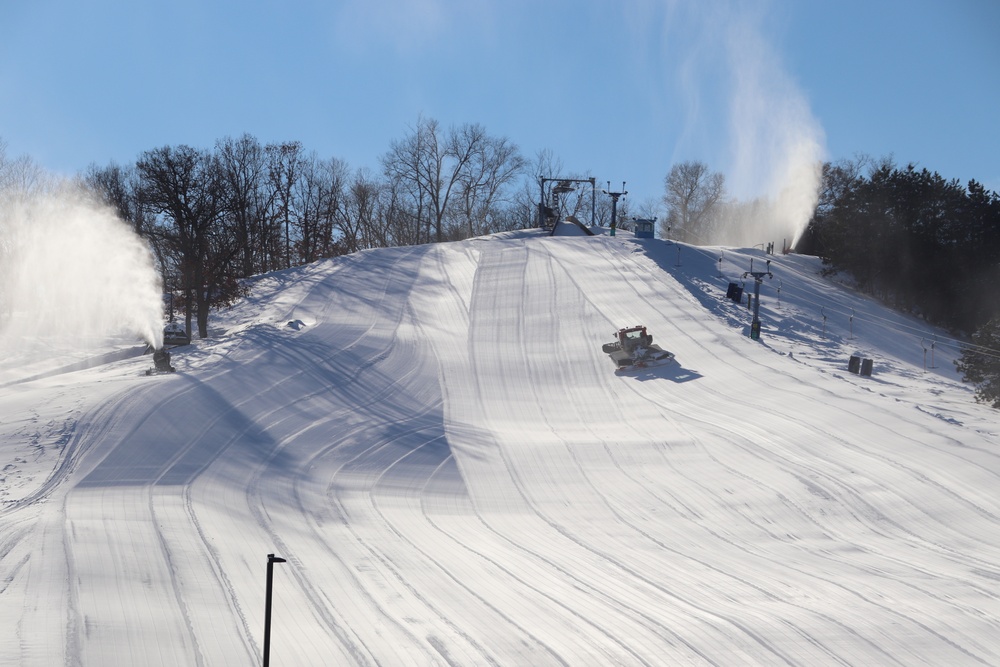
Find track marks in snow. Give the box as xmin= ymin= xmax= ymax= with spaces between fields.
xmin=544 ymin=236 xmax=1000 ymax=664
xmin=5 ymin=234 xmax=1000 ymax=665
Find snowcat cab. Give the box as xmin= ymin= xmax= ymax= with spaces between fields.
xmin=162 ymin=320 xmax=191 ymax=348
xmin=602 ymin=325 xmax=674 ymax=370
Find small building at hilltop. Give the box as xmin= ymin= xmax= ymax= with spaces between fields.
xmin=633 ymin=218 xmax=655 ymax=239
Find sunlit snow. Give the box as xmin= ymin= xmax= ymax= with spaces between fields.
xmin=1 ymin=228 xmax=998 ymax=666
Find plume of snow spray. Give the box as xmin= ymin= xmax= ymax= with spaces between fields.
xmin=723 ymin=10 xmax=825 ymax=249
xmin=667 ymin=1 xmax=826 ymax=248
xmin=0 ymin=182 xmax=164 ymax=363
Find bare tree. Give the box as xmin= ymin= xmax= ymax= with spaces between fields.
xmin=380 ymin=173 xmax=422 ymax=246
xmin=316 ymin=157 xmax=351 ymax=258
xmin=661 ymin=161 xmax=726 ymax=243
xmin=216 ymin=134 xmax=275 ymax=277
xmin=382 ymin=116 xmax=524 ymax=243
xmin=452 ymin=127 xmax=526 ymax=237
xmin=83 ymin=161 xmax=149 ymax=236
xmin=630 ymin=197 xmax=663 ymax=224
xmin=295 ymin=153 xmax=327 ymax=263
xmin=266 ymin=141 xmax=304 ymax=268
xmin=339 ymin=168 xmax=383 ymax=252
xmin=381 ymin=117 xmax=433 ymax=243
xmin=136 ymin=145 xmax=226 ymax=339
xmin=0 ymin=139 xmax=45 ymax=198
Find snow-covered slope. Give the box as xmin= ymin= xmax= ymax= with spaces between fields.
xmin=1 ymin=230 xmax=998 ymax=666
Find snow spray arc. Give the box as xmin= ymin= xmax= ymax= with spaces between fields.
xmin=660 ymin=0 xmax=826 ymax=249
xmin=0 ymin=183 xmax=164 ymax=355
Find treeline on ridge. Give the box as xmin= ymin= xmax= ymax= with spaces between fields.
xmin=799 ymin=157 xmax=1000 ymax=336
xmin=79 ymin=120 xmax=621 ymax=339
xmin=2 ymin=132 xmax=998 ymax=350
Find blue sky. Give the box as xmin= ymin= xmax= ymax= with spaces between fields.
xmin=2 ymin=0 xmax=997 ymax=210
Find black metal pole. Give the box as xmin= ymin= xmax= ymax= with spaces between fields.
xmin=538 ymin=177 xmax=545 ymax=228
xmin=752 ymin=277 xmax=762 ymax=324
xmin=742 ymin=260 xmax=771 ymax=341
xmin=590 ymin=177 xmax=596 ymax=228
xmin=610 ymin=194 xmax=618 ymax=235
xmin=603 ymin=182 xmax=627 ymax=236
xmin=263 ymin=553 xmax=286 ymax=667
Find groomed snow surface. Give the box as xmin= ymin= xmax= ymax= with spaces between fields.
xmin=2 ymin=229 xmax=999 ymax=666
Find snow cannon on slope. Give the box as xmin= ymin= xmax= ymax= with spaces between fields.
xmin=143 ymin=320 xmax=187 ymax=375
xmin=602 ymin=325 xmax=674 ymax=371
xmin=145 ymin=348 xmax=176 ymax=375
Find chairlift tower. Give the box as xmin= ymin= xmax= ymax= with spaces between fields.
xmin=742 ymin=258 xmax=773 ymax=340
xmin=602 ymin=181 xmax=627 ymax=236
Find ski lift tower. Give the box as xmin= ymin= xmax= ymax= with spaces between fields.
xmin=539 ymin=177 xmax=597 ymax=229
xmin=602 ymin=181 xmax=627 ymax=236
xmin=742 ymin=258 xmax=773 ymax=341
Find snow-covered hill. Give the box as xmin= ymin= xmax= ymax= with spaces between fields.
xmin=2 ymin=229 xmax=998 ymax=666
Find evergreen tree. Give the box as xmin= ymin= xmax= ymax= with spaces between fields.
xmin=955 ymin=318 xmax=1000 ymax=408
xmin=807 ymin=161 xmax=1000 ymax=334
